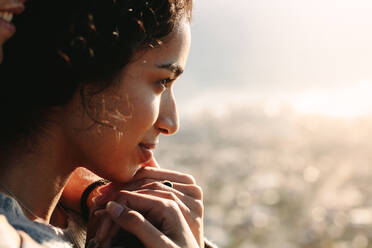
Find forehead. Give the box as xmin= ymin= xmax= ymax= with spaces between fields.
xmin=138 ymin=20 xmax=191 ymax=67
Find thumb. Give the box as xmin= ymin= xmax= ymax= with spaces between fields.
xmin=105 ymin=201 xmax=173 ymax=248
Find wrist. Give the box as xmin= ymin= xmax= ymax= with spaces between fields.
xmin=60 ymin=168 xmax=103 ymax=213
xmin=80 ymin=179 xmax=109 ymax=222
xmin=86 ymin=183 xmax=108 ymax=208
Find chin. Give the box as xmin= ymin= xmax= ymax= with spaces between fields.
xmin=104 ymin=161 xmax=141 ymax=183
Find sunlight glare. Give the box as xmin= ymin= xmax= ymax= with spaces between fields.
xmin=291 ymin=81 xmax=372 ymax=118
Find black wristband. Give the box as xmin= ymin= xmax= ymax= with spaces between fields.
xmin=80 ymin=179 xmax=109 ymax=222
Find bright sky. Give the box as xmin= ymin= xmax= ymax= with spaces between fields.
xmin=175 ymin=0 xmax=372 ymax=118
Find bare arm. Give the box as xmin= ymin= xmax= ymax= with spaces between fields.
xmin=60 ymin=160 xmax=159 ymax=213
xmin=59 ymin=167 xmax=102 ymax=213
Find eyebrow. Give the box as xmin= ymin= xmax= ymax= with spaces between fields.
xmin=156 ymin=63 xmax=184 ymax=77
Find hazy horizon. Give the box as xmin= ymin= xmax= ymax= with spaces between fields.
xmin=160 ymin=2 xmax=372 ymax=247
xmin=175 ymin=0 xmax=372 ymax=118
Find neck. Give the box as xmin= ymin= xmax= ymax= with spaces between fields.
xmin=0 ymin=130 xmax=76 ymax=223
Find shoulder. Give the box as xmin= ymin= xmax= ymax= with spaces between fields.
xmin=0 ymin=214 xmax=21 ymax=247
xmin=0 ymin=193 xmax=72 ymax=248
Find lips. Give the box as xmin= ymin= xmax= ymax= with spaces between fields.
xmin=139 ymin=143 xmax=156 ymax=150
xmin=138 ymin=143 xmax=156 ymax=163
xmin=0 ymin=0 xmax=26 ymax=16
xmin=0 ymin=3 xmax=25 ymax=40
xmin=0 ymin=18 xmax=15 ymax=39
xmin=0 ymin=5 xmax=25 ymax=15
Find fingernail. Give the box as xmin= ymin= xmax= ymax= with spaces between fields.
xmin=94 ymin=209 xmax=106 ymax=217
xmin=106 ymin=201 xmax=124 ymax=218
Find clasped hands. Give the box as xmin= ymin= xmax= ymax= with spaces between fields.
xmin=85 ymin=166 xmax=205 ymax=248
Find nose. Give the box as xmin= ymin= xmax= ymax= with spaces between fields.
xmin=155 ymin=90 xmax=179 ymax=135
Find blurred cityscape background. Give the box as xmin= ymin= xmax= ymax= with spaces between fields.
xmin=157 ymin=1 xmax=372 ymax=247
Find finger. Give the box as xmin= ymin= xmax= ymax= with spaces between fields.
xmin=106 ymin=201 xmax=176 ymax=248
xmin=139 ymin=180 xmax=203 ymax=200
xmin=114 ymin=190 xmax=181 ymax=220
xmin=171 ymin=183 xmax=203 ymax=200
xmin=140 ymin=157 xmax=160 ymax=168
xmin=99 ymin=221 xmax=121 ymax=248
xmin=132 ymin=166 xmax=196 ymax=185
xmin=112 ymin=190 xmax=191 ymax=236
xmin=95 ymin=213 xmax=114 ymax=243
xmin=136 ymin=189 xmax=203 ymax=217
xmin=100 ymin=237 xmax=112 ymax=248
xmin=137 ymin=189 xmax=189 ymax=213
xmin=91 ymin=214 xmax=121 ymax=248
xmin=106 ymin=223 xmax=120 ymax=243
xmin=95 ymin=166 xmax=199 ymax=206
xmin=108 ymin=191 xmax=197 ymax=247
xmin=94 ymin=209 xmax=106 ymax=217
xmin=94 ymin=180 xmax=202 ymax=214
xmin=136 ymin=189 xmax=203 ymax=245
xmin=93 ymin=188 xmax=120 ymax=206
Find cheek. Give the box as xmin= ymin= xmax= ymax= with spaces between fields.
xmin=73 ymin=125 xmax=136 ymax=182
xmin=89 ymin=92 xmax=158 ymax=158
xmin=126 ymin=91 xmax=160 ymax=133
xmin=73 ymin=78 xmax=160 ymax=168
xmin=109 ymin=65 xmax=161 ymax=133
xmin=90 ymin=97 xmax=159 ymax=181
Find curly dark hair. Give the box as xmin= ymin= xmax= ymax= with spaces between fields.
xmin=0 ymin=0 xmax=192 ymax=151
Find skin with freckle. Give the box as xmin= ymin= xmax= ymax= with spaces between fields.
xmin=63 ymin=21 xmax=191 ymax=183
xmin=0 ymin=1 xmax=204 ymax=247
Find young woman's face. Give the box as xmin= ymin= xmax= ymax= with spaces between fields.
xmin=0 ymin=0 xmax=25 ymax=63
xmin=64 ymin=19 xmax=191 ymax=183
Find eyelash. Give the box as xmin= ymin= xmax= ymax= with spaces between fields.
xmin=157 ymin=78 xmax=174 ymax=91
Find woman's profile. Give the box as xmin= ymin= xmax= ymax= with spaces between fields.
xmin=0 ymin=0 xmax=214 ymax=247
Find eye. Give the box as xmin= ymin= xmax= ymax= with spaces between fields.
xmin=156 ymin=78 xmax=174 ymax=92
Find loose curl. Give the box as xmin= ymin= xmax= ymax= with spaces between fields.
xmin=0 ymin=0 xmax=192 ymax=152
